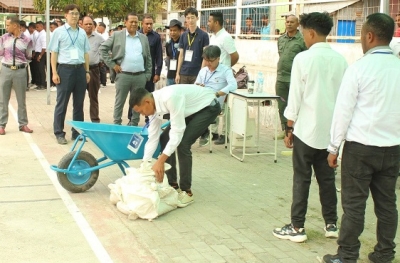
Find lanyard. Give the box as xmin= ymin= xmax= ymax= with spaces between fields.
xmin=187 ymin=32 xmax=196 ymax=48
xmin=204 ymin=70 xmax=216 ymax=85
xmin=372 ymin=51 xmax=392 ymax=55
xmin=171 ymin=40 xmax=177 ymax=58
xmin=65 ymin=25 xmax=79 ymax=46
xmin=141 ymin=114 xmax=157 ymax=133
xmin=371 ymin=49 xmax=392 ymax=55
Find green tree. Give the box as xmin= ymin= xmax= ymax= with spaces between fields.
xmin=33 ymin=0 xmax=166 ymax=22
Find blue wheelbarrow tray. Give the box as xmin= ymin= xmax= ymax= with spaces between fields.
xmin=50 ymin=121 xmax=163 ymax=193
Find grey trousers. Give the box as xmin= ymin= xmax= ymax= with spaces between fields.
xmin=0 ymin=66 xmax=28 ymax=128
xmin=113 ymin=72 xmax=146 ymax=125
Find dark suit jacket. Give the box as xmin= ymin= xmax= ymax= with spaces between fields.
xmin=99 ymin=29 xmax=152 ymax=81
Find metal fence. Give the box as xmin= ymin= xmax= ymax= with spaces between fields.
xmin=0 ymin=0 xmax=398 ymax=40
xmin=166 ymin=0 xmax=397 ymax=41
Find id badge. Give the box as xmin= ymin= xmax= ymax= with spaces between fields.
xmin=70 ymin=48 xmax=79 ymax=59
xmin=127 ymin=133 xmax=144 ymax=154
xmin=169 ymin=59 xmax=177 ymax=70
xmin=184 ymin=50 xmax=193 ymax=62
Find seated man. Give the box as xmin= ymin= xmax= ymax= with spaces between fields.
xmin=131 ymin=85 xmax=220 ymax=207
xmin=195 ymin=45 xmax=237 ymax=146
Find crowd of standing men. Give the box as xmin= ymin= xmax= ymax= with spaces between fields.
xmin=1 ymin=4 xmax=399 ymax=263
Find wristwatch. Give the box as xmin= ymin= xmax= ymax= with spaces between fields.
xmin=215 ymin=92 xmax=220 ymax=98
xmin=285 ymin=126 xmax=294 ymax=137
xmin=86 ymin=71 xmax=90 ymax=74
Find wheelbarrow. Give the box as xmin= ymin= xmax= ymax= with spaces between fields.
xmin=50 ymin=121 xmax=167 ymax=193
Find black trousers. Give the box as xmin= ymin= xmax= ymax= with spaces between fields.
xmin=86 ymin=67 xmax=100 ymax=122
xmin=53 ymin=64 xmax=86 ymax=138
xmin=160 ymin=101 xmax=220 ymax=192
xmin=99 ymin=63 xmax=107 ymax=86
xmin=29 ymin=59 xmax=37 ymax=85
xmin=35 ymin=52 xmax=46 ymax=87
xmin=337 ymin=141 xmax=399 ymax=262
xmin=291 ymin=135 xmax=338 ymax=228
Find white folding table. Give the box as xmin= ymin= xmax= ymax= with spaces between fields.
xmin=229 ymin=90 xmax=280 ymax=162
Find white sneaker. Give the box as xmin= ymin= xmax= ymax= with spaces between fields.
xmin=177 ymin=191 xmax=194 ymax=207
xmin=50 ymin=86 xmax=57 ymax=92
xmin=324 ymin=224 xmax=339 ymax=238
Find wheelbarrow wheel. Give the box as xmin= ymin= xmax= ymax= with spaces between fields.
xmin=57 ymin=151 xmax=99 ymax=193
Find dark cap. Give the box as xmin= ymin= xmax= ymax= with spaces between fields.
xmin=165 ymin=19 xmax=182 ymax=29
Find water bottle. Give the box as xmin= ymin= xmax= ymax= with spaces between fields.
xmin=256 ymin=72 xmax=264 ymax=93
xmin=247 ymin=80 xmax=255 ymax=94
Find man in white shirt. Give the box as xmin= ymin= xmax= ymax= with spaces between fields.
xmin=390 ymin=37 xmax=400 ymax=58
xmin=19 ymin=20 xmax=31 ymax=91
xmin=96 ymin=21 xmax=108 ymax=87
xmin=323 ymin=13 xmax=400 ymax=263
xmin=96 ymin=22 xmax=109 ymax=40
xmin=33 ymin=21 xmax=47 ymax=90
xmin=207 ymin=11 xmax=239 ymax=145
xmin=28 ymin=22 xmax=38 ymax=88
xmin=131 ymin=85 xmax=220 ymax=207
xmin=208 ymin=12 xmax=239 ymax=67
xmin=272 ymin=12 xmax=348 ymax=243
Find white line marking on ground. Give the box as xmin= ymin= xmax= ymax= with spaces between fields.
xmin=10 ymin=104 xmax=113 ymax=263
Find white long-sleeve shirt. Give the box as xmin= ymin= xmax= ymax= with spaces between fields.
xmin=143 ymin=84 xmax=216 ymax=161
xmin=328 ymin=46 xmax=400 ymax=154
xmin=284 ymin=42 xmax=348 ymax=149
xmin=34 ymin=30 xmax=46 ymax=52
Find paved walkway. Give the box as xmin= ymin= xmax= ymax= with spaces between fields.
xmin=0 ymin=79 xmax=399 ymax=263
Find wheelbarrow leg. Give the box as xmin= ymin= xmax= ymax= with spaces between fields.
xmin=117 ymin=160 xmax=130 ymax=175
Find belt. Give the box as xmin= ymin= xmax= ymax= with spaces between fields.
xmin=2 ymin=63 xmax=26 ymax=70
xmin=59 ymin=63 xmax=84 ymax=68
xmin=121 ymin=71 xmax=144 ymax=76
xmin=209 ymin=98 xmax=218 ymax=106
xmin=89 ymin=64 xmax=99 ymax=69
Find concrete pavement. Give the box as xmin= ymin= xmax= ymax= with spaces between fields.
xmin=0 ymin=79 xmax=399 ymax=263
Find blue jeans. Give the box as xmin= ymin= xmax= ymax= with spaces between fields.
xmin=337 ymin=141 xmax=399 ymax=262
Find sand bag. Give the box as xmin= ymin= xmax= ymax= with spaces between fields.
xmin=108 ymin=162 xmax=178 ymax=221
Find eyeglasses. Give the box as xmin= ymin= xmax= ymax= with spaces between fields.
xmin=68 ymin=12 xmax=80 ymax=16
